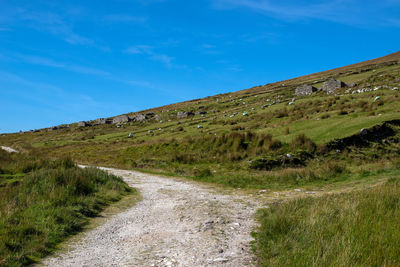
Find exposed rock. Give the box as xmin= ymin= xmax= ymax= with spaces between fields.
xmin=295 ymin=84 xmax=318 ymax=96
xmin=359 ymin=128 xmax=368 ymax=136
xmin=145 ymin=112 xmax=154 ymax=117
xmin=135 ymin=114 xmax=147 ymax=122
xmin=347 ymin=82 xmax=356 ymax=87
xmin=322 ymin=78 xmax=346 ymax=94
xmin=112 ymin=115 xmax=130 ymax=124
xmin=1 ymin=146 xmax=19 ymax=153
xmin=195 ymin=111 xmax=207 ymax=115
xmin=78 ymin=121 xmax=89 ymax=127
xmin=97 ymin=118 xmax=112 ymax=125
xmin=177 ymin=111 xmax=194 ymax=119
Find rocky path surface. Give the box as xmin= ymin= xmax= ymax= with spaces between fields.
xmin=40 ymin=167 xmax=261 ymax=266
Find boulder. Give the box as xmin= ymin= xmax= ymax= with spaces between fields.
xmin=135 ymin=114 xmax=147 ymax=122
xmin=359 ymin=128 xmax=368 ymax=136
xmin=78 ymin=121 xmax=89 ymax=127
xmin=112 ymin=115 xmax=130 ymax=124
xmin=295 ymin=84 xmax=318 ymax=96
xmin=177 ymin=111 xmax=194 ymax=119
xmin=322 ymin=78 xmax=346 ymax=94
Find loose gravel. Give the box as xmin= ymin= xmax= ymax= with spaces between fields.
xmin=39 ymin=167 xmax=261 ymax=266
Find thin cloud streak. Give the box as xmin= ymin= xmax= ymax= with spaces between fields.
xmin=124 ymin=45 xmax=177 ymax=68
xmin=19 ymin=10 xmax=93 ymax=45
xmin=16 ymin=54 xmax=110 ymax=76
xmin=103 ymin=14 xmax=147 ymax=24
xmin=213 ymin=0 xmax=400 ymax=27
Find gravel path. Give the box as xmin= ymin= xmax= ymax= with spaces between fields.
xmin=40 ymin=167 xmax=261 ymax=266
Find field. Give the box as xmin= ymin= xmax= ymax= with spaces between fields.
xmin=1 ymin=51 xmax=400 ymax=266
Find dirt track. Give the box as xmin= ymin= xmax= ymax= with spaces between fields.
xmin=40 ymin=167 xmax=261 ymax=266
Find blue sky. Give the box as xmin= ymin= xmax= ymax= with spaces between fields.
xmin=0 ymin=0 xmax=399 ymax=133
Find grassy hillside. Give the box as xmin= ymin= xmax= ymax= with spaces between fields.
xmin=1 ymin=51 xmax=399 ymax=189
xmin=0 ymin=150 xmax=136 ymax=266
xmin=252 ymin=176 xmax=400 ymax=266
xmin=1 ymin=51 xmax=400 ymax=266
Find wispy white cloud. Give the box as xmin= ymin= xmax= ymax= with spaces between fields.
xmin=103 ymin=14 xmax=147 ymax=24
xmin=18 ymin=10 xmax=93 ymax=45
xmin=124 ymin=45 xmax=153 ymax=54
xmin=201 ymin=44 xmax=216 ymax=49
xmin=212 ymin=0 xmax=400 ymax=27
xmin=124 ymin=45 xmax=178 ymax=68
xmin=198 ymin=43 xmax=221 ymax=55
xmin=0 ymin=70 xmax=64 ymax=95
xmin=1 ymin=53 xmax=159 ymax=91
xmin=16 ymin=54 xmax=110 ymax=76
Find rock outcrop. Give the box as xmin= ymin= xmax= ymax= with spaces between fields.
xmin=295 ymin=84 xmax=318 ymax=96
xmin=112 ymin=115 xmax=130 ymax=124
xmin=135 ymin=114 xmax=147 ymax=122
xmin=177 ymin=111 xmax=194 ymax=119
xmin=97 ymin=118 xmax=113 ymax=125
xmin=78 ymin=121 xmax=89 ymax=127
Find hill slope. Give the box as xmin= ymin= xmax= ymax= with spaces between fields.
xmin=2 ymin=50 xmax=400 ymax=266
xmin=1 ymin=50 xmax=400 ymax=189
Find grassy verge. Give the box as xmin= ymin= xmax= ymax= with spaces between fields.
xmin=0 ymin=151 xmax=136 ymax=266
xmin=252 ymin=175 xmax=400 ymax=266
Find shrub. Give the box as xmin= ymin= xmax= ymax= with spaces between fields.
xmin=290 ymin=134 xmax=317 ymax=153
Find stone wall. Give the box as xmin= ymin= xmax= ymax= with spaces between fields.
xmin=295 ymin=85 xmax=318 ymax=95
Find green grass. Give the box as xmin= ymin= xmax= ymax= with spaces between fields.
xmin=0 ymin=152 xmax=136 ymax=266
xmin=252 ymin=175 xmax=400 ymax=266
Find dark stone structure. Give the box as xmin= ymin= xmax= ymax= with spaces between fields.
xmin=96 ymin=118 xmax=112 ymax=125
xmin=78 ymin=121 xmax=89 ymax=127
xmin=177 ymin=111 xmax=194 ymax=119
xmin=322 ymin=78 xmax=346 ymax=94
xmin=295 ymin=84 xmax=318 ymax=96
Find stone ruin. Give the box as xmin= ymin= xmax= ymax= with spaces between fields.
xmin=322 ymin=78 xmax=346 ymax=94
xmin=295 ymin=84 xmax=318 ymax=96
xmin=177 ymin=111 xmax=194 ymax=119
xmin=96 ymin=118 xmax=113 ymax=125
xmin=78 ymin=121 xmax=90 ymax=127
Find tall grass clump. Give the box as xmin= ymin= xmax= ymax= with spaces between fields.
xmin=290 ymin=133 xmax=317 ymax=153
xmin=0 ymin=157 xmax=133 ymax=266
xmin=252 ymin=177 xmax=400 ymax=266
